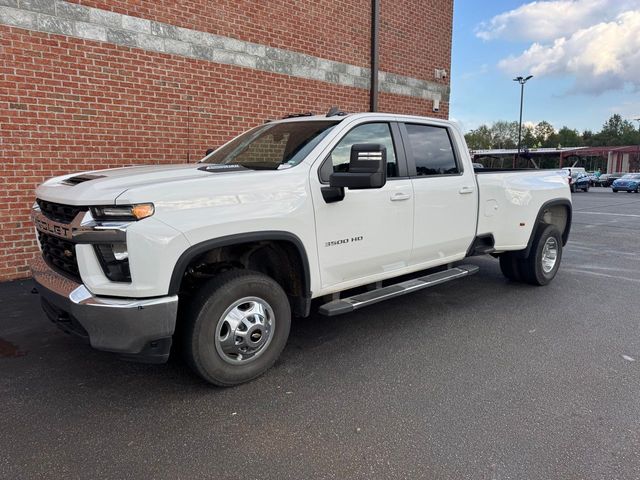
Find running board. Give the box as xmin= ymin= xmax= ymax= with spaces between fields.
xmin=318 ymin=264 xmax=479 ymax=317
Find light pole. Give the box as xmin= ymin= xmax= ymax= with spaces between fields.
xmin=514 ymin=75 xmax=533 ymax=162
xmin=634 ymin=118 xmax=640 ymax=172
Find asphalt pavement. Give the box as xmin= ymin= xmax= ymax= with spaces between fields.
xmin=2 ymin=188 xmax=640 ymax=479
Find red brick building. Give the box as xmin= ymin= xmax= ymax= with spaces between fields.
xmin=0 ymin=0 xmax=453 ymax=281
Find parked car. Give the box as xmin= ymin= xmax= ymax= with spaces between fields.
xmin=562 ymin=167 xmax=586 ymax=176
xmin=30 ymin=111 xmax=572 ymax=385
xmin=600 ymin=172 xmax=626 ymax=187
xmin=569 ymin=172 xmax=590 ymax=192
xmin=583 ymin=172 xmax=599 ymax=186
xmin=472 ymin=162 xmax=484 ymax=169
xmin=612 ymin=173 xmax=640 ymax=193
xmin=595 ymin=173 xmax=611 ymax=187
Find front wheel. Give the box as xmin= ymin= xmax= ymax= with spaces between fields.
xmin=582 ymin=186 xmax=589 ymax=192
xmin=518 ymin=225 xmax=563 ymax=286
xmin=183 ymin=270 xmax=291 ymax=386
xmin=612 ymin=189 xmax=618 ymax=193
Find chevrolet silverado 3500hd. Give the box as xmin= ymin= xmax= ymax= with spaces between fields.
xmin=31 ymin=112 xmax=571 ymax=385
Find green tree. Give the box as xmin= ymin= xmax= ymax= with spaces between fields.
xmin=595 ymin=114 xmax=636 ymax=146
xmin=534 ymin=121 xmax=556 ymax=147
xmin=464 ymin=125 xmax=493 ymax=149
xmin=556 ymin=127 xmax=582 ymax=148
xmin=521 ymin=126 xmax=537 ymax=149
xmin=491 ymin=120 xmax=519 ymax=149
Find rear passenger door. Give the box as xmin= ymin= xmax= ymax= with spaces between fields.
xmin=400 ymin=122 xmax=478 ymax=266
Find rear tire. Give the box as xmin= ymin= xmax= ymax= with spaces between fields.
xmin=583 ymin=186 xmax=589 ymax=192
xmin=183 ymin=270 xmax=291 ymax=386
xmin=518 ymin=225 xmax=563 ymax=286
xmin=612 ymin=189 xmax=618 ymax=192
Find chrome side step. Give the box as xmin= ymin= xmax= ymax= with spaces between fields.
xmin=318 ymin=264 xmax=479 ymax=317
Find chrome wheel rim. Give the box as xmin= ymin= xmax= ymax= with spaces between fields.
xmin=541 ymin=237 xmax=558 ymax=274
xmin=214 ymin=296 xmax=275 ymax=365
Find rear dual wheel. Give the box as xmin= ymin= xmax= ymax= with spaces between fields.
xmin=499 ymin=225 xmax=562 ymax=286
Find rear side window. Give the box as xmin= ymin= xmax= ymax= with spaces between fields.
xmin=405 ymin=124 xmax=459 ymax=176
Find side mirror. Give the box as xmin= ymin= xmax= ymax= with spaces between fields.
xmin=205 ymin=148 xmax=215 ymax=156
xmin=329 ymin=144 xmax=387 ymax=189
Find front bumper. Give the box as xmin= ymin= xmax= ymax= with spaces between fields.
xmin=31 ymin=256 xmax=178 ymax=363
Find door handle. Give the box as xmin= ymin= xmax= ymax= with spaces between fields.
xmin=458 ymin=186 xmax=475 ymax=195
xmin=390 ymin=192 xmax=411 ymax=201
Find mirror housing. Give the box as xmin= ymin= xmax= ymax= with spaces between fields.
xmin=329 ymin=144 xmax=387 ymax=189
xmin=205 ymin=148 xmax=215 ymax=156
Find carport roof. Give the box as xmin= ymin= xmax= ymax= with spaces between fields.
xmin=560 ymin=145 xmax=640 ymax=159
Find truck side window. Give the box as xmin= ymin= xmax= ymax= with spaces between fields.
xmin=405 ymin=124 xmax=459 ymax=176
xmin=321 ymin=123 xmax=397 ymax=181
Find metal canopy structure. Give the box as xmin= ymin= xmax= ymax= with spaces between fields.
xmin=560 ymin=145 xmax=640 ymax=172
xmin=470 ymin=147 xmax=585 ymax=169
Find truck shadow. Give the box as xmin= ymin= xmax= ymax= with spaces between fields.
xmin=2 ymin=260 xmax=515 ymax=401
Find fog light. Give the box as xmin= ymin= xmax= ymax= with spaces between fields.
xmin=94 ymin=243 xmax=131 ymax=282
xmin=112 ymin=244 xmax=128 ymax=261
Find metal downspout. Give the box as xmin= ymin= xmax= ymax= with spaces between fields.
xmin=370 ymin=0 xmax=380 ymax=112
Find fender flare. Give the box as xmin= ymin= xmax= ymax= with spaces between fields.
xmin=168 ymin=231 xmax=311 ymax=302
xmin=519 ymin=199 xmax=572 ymax=258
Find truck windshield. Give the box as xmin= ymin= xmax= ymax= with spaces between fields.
xmin=201 ymin=121 xmax=339 ymax=170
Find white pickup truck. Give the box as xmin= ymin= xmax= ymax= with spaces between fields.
xmin=31 ymin=111 xmax=571 ymax=385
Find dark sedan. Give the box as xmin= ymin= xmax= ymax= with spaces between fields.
xmin=569 ymin=173 xmax=590 ymax=192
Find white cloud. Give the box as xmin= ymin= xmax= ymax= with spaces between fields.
xmin=498 ymin=10 xmax=640 ymax=94
xmin=475 ymin=0 xmax=638 ymax=42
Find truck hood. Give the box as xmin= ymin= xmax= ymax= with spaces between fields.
xmin=35 ymin=164 xmax=251 ymax=205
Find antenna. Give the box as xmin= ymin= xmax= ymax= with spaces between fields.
xmin=326 ymin=106 xmax=347 ymax=117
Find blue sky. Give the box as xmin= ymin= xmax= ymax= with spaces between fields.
xmin=450 ymin=0 xmax=640 ymax=133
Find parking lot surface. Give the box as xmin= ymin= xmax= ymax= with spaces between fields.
xmin=2 ymin=188 xmax=640 ymax=479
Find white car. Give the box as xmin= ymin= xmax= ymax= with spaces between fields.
xmin=31 ymin=111 xmax=572 ymax=385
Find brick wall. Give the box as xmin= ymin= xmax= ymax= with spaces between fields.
xmin=62 ymin=0 xmax=453 ymax=83
xmin=64 ymin=0 xmax=372 ymax=68
xmin=0 ymin=0 xmax=452 ymax=281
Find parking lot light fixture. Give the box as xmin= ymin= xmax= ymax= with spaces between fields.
xmin=514 ymin=75 xmax=533 ymax=162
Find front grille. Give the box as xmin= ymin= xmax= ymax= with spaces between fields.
xmin=37 ymin=231 xmax=81 ymax=283
xmin=36 ymin=199 xmax=87 ymax=223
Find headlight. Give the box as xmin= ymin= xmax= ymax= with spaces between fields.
xmin=90 ymin=203 xmax=155 ymax=221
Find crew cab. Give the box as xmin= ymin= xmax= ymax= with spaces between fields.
xmin=30 ymin=111 xmax=572 ymax=385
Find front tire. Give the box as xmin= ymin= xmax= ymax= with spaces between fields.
xmin=612 ymin=189 xmax=618 ymax=193
xmin=183 ymin=270 xmax=291 ymax=386
xmin=518 ymin=225 xmax=563 ymax=286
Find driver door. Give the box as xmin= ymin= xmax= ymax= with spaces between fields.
xmin=310 ymin=121 xmax=414 ymax=291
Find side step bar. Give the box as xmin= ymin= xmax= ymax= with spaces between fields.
xmin=318 ymin=264 xmax=479 ymax=317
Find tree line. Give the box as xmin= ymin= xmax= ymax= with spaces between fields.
xmin=464 ymin=114 xmax=640 ymax=150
